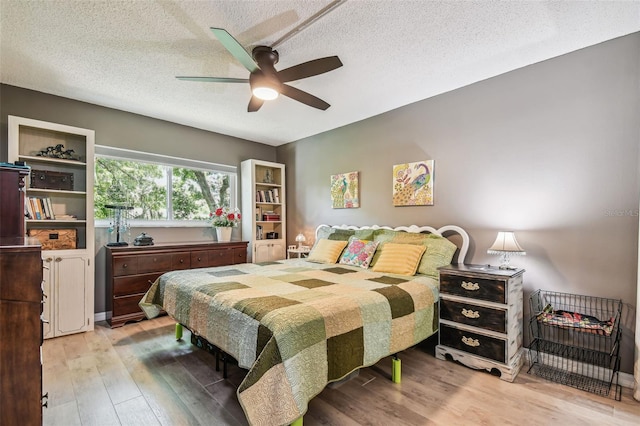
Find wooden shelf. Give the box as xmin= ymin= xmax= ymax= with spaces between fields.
xmin=19 ymin=154 xmax=87 ymax=167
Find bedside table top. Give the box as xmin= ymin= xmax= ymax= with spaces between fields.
xmin=439 ymin=263 xmax=524 ymax=278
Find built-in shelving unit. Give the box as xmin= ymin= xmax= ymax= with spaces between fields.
xmin=241 ymin=159 xmax=286 ymax=262
xmin=8 ymin=115 xmax=95 ymax=339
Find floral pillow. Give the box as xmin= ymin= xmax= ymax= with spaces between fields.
xmin=339 ymin=239 xmax=379 ymax=269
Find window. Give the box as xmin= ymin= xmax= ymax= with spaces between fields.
xmin=94 ymin=146 xmax=236 ymax=225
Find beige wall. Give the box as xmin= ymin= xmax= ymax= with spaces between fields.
xmin=277 ymin=33 xmax=640 ymax=373
xmin=0 ymin=84 xmax=277 ymax=313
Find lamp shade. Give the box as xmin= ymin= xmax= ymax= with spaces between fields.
xmin=487 ymin=231 xmax=526 ymax=255
xmin=295 ymin=233 xmax=306 ymax=243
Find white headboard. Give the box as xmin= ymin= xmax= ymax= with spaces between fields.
xmin=314 ymin=224 xmax=469 ymax=265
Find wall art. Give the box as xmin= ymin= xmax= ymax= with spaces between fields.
xmin=392 ymin=160 xmax=434 ymax=206
xmin=330 ymin=171 xmax=359 ymax=208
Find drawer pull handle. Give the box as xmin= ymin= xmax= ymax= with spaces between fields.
xmin=123 ymin=264 xmax=128 ymax=268
xmin=180 ymin=259 xmax=184 ymax=263
xmin=461 ymin=308 xmax=479 ymax=319
xmin=153 ymin=258 xmax=157 ymax=262
xmin=197 ymin=257 xmax=202 ymax=261
xmin=462 ymin=336 xmax=480 ymax=347
xmin=461 ymin=281 xmax=479 ymax=291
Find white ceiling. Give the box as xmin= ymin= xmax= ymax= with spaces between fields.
xmin=1 ymin=1 xmax=639 ymax=146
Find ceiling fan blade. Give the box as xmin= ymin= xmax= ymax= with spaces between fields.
xmin=277 ymin=56 xmax=343 ymax=83
xmin=210 ymin=28 xmax=260 ymax=73
xmin=280 ymin=84 xmax=330 ymax=110
xmin=176 ymin=76 xmax=249 ymax=83
xmin=248 ymin=96 xmax=264 ymax=112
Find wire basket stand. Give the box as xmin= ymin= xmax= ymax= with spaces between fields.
xmin=528 ymin=290 xmax=622 ymax=400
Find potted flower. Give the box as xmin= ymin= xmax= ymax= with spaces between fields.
xmin=209 ymin=207 xmax=241 ymax=242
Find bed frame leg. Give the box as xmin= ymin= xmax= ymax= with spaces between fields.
xmin=392 ymin=354 xmax=401 ymax=384
xmin=175 ymin=323 xmax=183 ymax=340
xmin=291 ymin=417 xmax=303 ymax=426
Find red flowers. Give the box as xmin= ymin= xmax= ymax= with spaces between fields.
xmin=209 ymin=206 xmax=241 ymax=227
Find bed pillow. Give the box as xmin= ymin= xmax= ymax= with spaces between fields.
xmin=307 ymin=239 xmax=348 ymax=264
xmin=339 ymin=239 xmax=379 ymax=268
xmin=371 ymin=243 xmax=426 ymax=275
xmin=417 ymin=235 xmax=457 ymax=278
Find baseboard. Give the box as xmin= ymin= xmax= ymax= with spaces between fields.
xmin=619 ymin=372 xmax=634 ymax=389
xmin=94 ymin=311 xmax=111 ymax=322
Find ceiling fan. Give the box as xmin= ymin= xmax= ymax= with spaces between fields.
xmin=176 ymin=27 xmax=343 ymax=112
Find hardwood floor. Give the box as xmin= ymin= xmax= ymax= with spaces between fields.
xmin=43 ymin=316 xmax=640 ymax=425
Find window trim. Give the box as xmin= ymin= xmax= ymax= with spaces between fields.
xmin=94 ymin=145 xmax=237 ymax=227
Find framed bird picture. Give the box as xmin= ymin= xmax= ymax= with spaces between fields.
xmin=393 ymin=160 xmax=434 ymax=206
xmin=330 ymin=171 xmax=359 ymax=208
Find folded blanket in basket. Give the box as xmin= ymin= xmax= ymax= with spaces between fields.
xmin=536 ymin=304 xmax=615 ymax=336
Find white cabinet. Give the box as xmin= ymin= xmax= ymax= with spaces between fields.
xmin=254 ymin=240 xmax=286 ymax=263
xmin=241 ymin=160 xmax=286 ymax=262
xmin=8 ymin=116 xmax=95 ymax=339
xmin=42 ymin=254 xmax=92 ymax=338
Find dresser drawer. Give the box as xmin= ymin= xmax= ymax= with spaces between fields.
xmin=440 ymin=324 xmax=506 ymax=363
xmin=191 ymin=251 xmax=209 ymax=268
xmin=440 ymin=274 xmax=505 ymax=303
xmin=209 ymin=248 xmax=234 ymax=266
xmin=113 ymin=273 xmax=162 ymax=297
xmin=113 ymin=294 xmax=146 ymax=317
xmin=171 ymin=252 xmax=191 ymax=270
xmin=112 ymin=256 xmax=139 ymax=276
xmin=233 ymin=247 xmax=247 ymax=264
xmin=440 ymin=298 xmax=507 ymax=334
xmin=137 ymin=253 xmax=172 ymax=273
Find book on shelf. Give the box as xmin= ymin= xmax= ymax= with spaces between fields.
xmin=26 ymin=196 xmax=56 ymax=220
xmin=273 ymin=188 xmax=280 ymax=203
xmin=259 ymin=190 xmax=266 ymax=203
xmin=256 ymin=225 xmax=263 ymax=240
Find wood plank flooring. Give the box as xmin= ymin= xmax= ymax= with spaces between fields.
xmin=42 ymin=316 xmax=640 ymax=425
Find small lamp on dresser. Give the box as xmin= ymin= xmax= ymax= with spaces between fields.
xmin=295 ymin=233 xmax=306 ymax=248
xmin=487 ymin=231 xmax=526 ymax=269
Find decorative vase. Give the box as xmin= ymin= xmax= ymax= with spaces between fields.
xmin=215 ymin=226 xmax=232 ymax=242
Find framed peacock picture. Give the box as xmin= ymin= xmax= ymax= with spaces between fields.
xmin=330 ymin=171 xmax=359 ymax=208
xmin=393 ymin=160 xmax=434 ymax=206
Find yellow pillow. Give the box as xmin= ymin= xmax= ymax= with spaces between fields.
xmin=371 ymin=243 xmax=426 ymax=275
xmin=307 ymin=239 xmax=348 ymax=264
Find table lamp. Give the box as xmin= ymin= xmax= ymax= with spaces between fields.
xmin=487 ymin=231 xmax=526 ymax=269
xmin=295 ymin=233 xmax=306 ymax=248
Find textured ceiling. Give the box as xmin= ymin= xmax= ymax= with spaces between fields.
xmin=1 ymin=1 xmax=639 ymax=146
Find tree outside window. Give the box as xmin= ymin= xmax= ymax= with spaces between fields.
xmin=95 ymin=156 xmax=233 ymax=222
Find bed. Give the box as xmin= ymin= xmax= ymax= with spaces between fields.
xmin=140 ymin=224 xmax=469 ymax=426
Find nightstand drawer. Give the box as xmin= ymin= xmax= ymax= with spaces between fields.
xmin=440 ymin=298 xmax=507 ymax=333
xmin=233 ymin=247 xmax=247 ymax=263
xmin=440 ymin=274 xmax=505 ymax=303
xmin=440 ymin=324 xmax=506 ymax=363
xmin=208 ymin=248 xmax=234 ymax=266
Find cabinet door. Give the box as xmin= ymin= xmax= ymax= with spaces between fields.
xmin=254 ymin=243 xmax=271 ymax=263
xmin=55 ymin=255 xmax=89 ymax=336
xmin=270 ymin=241 xmax=286 ymax=261
xmin=42 ymin=257 xmax=53 ymax=339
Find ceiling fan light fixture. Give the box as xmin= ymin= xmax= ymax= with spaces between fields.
xmin=252 ymin=86 xmax=279 ymax=101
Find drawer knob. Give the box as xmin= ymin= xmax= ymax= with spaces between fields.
xmin=180 ymin=259 xmax=184 ymax=263
xmin=462 ymin=336 xmax=480 ymax=347
xmin=197 ymin=257 xmax=202 ymax=261
xmin=461 ymin=308 xmax=479 ymax=319
xmin=123 ymin=264 xmax=128 ymax=268
xmin=461 ymin=281 xmax=479 ymax=291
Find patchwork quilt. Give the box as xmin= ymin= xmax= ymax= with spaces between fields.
xmin=139 ymin=259 xmax=439 ymax=426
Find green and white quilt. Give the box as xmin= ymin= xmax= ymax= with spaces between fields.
xmin=140 ymin=258 xmax=439 ymax=426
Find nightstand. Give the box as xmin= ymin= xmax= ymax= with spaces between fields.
xmin=435 ymin=264 xmax=524 ymax=382
xmin=287 ymin=246 xmax=310 ymax=259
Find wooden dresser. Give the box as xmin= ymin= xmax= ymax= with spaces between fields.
xmin=436 ymin=264 xmax=524 ymax=382
xmin=0 ymin=238 xmax=44 ymax=425
xmin=106 ymin=241 xmax=248 ymax=327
